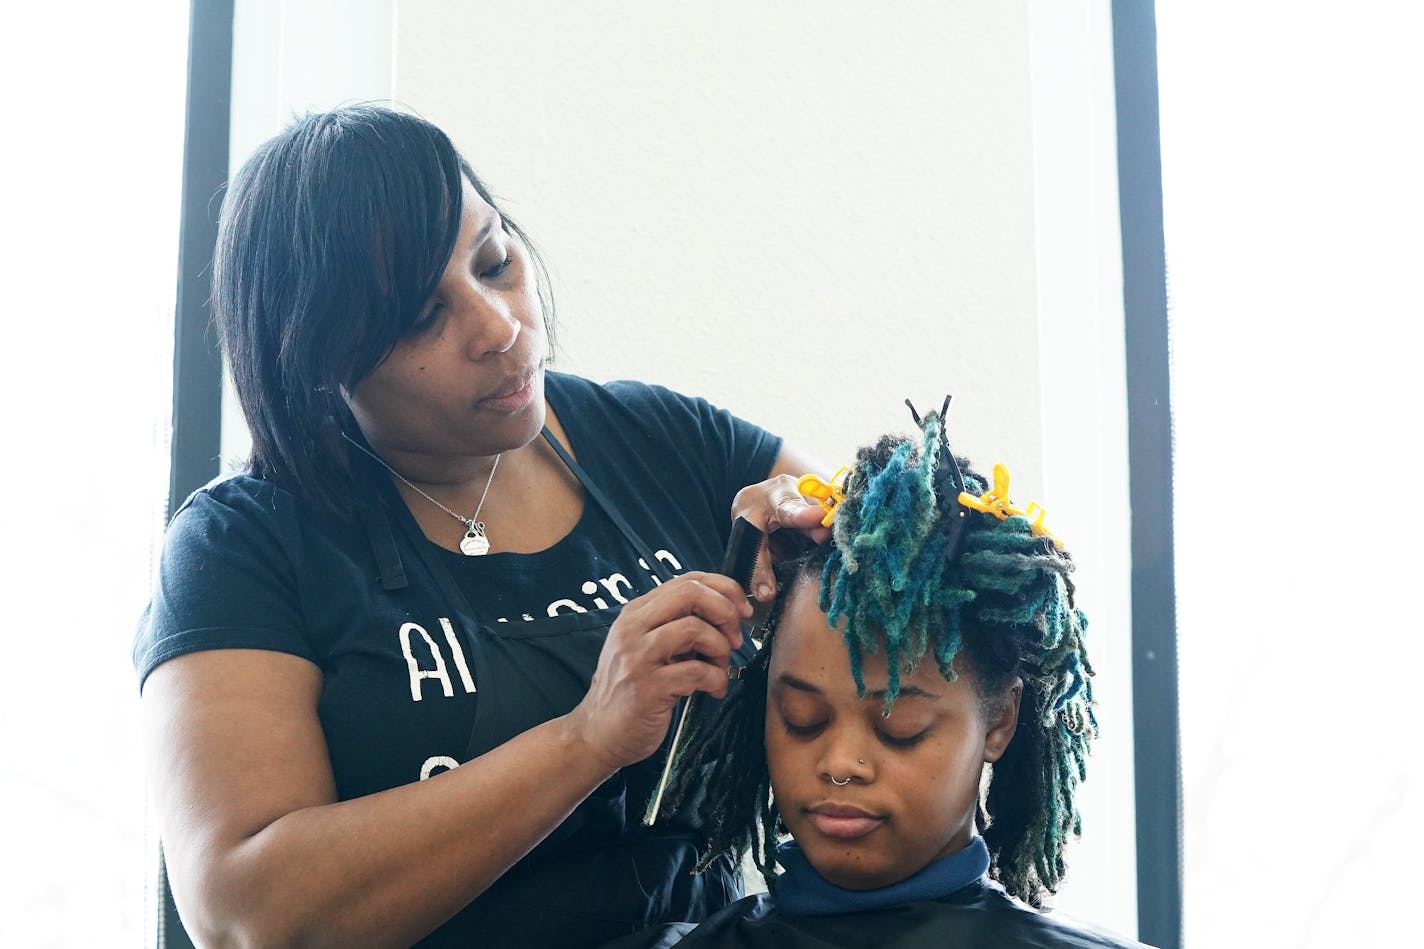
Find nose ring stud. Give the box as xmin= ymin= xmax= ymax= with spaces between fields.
xmin=831 ymin=775 xmax=852 ymax=786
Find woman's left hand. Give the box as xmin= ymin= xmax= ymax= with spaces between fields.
xmin=730 ymin=473 xmax=832 ymax=603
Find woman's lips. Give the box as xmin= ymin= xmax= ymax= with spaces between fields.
xmin=804 ymin=804 xmax=885 ymax=840
xmin=476 ymin=371 xmax=538 ymax=413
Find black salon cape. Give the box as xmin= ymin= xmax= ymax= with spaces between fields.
xmin=600 ymin=878 xmax=1154 ymax=949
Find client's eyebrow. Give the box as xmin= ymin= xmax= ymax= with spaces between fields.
xmin=776 ymin=673 xmax=824 ymax=695
xmin=774 ymin=674 xmax=939 ymax=701
xmin=865 ymin=685 xmax=939 ymax=701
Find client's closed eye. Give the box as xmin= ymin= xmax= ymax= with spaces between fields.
xmin=781 ymin=718 xmax=827 ymax=739
xmin=875 ymin=726 xmax=930 ymax=749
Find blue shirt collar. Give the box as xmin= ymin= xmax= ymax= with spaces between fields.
xmin=774 ymin=835 xmax=990 ymax=918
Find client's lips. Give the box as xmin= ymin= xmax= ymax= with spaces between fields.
xmin=804 ymin=803 xmax=885 ymax=840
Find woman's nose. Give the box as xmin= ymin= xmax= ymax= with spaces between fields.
xmin=456 ymin=294 xmax=520 ymax=360
xmin=818 ymin=732 xmax=873 ymax=786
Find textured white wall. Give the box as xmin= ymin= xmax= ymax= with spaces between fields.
xmin=394 ymin=0 xmax=1043 ymax=479
xmin=222 ymin=0 xmax=1136 ymax=935
xmin=1027 ymin=0 xmax=1135 ymax=932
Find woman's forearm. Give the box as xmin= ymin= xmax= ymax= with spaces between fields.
xmin=187 ymin=713 xmax=617 ymax=949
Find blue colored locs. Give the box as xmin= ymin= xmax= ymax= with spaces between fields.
xmin=665 ymin=399 xmax=1098 ymax=909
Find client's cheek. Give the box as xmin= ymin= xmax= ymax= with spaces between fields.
xmin=766 ymin=752 xmax=814 ymax=823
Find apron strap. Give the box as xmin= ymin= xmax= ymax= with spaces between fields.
xmin=358 ymin=503 xmax=409 ymax=591
xmin=386 ymin=513 xmax=503 ymax=764
xmin=542 ymin=427 xmax=757 ymax=809
xmin=541 ymin=428 xmax=752 ymax=667
xmin=540 ymin=427 xmax=676 ymax=588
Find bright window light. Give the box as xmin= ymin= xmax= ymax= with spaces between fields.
xmin=0 ymin=3 xmax=189 ymax=946
xmin=1160 ymin=2 xmax=1423 ymax=945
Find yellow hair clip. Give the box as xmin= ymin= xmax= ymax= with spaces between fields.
xmin=957 ymin=463 xmax=1063 ymax=549
xmin=797 ymin=466 xmax=850 ymax=527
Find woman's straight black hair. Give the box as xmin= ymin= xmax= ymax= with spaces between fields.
xmin=212 ymin=104 xmax=553 ymax=513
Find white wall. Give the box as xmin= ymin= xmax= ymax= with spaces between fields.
xmin=396 ymin=0 xmax=1043 ymax=480
xmin=1027 ymin=0 xmax=1135 ymax=932
xmin=223 ymin=0 xmax=1136 ymax=935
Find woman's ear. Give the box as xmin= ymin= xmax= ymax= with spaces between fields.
xmin=982 ymin=676 xmax=1023 ymax=764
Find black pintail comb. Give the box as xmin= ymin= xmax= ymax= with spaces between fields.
xmin=719 ymin=516 xmax=763 ymax=593
xmin=644 ymin=516 xmax=763 ymax=826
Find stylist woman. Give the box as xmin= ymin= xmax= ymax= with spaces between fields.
xmin=135 ymin=106 xmax=826 ymax=949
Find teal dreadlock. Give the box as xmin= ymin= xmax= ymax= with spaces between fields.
xmin=823 ymin=404 xmax=971 ymax=705
xmin=667 ymin=401 xmax=1098 ymax=908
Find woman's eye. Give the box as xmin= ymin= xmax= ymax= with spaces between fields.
xmin=481 ymin=254 xmax=512 ymax=279
xmin=876 ymin=727 xmax=929 ymax=749
xmin=782 ymin=719 xmax=827 ymax=739
xmin=410 ymin=302 xmax=443 ymax=333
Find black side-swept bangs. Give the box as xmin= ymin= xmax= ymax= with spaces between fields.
xmin=211 ymin=105 xmax=548 ymax=514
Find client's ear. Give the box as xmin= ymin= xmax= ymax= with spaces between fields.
xmin=982 ymin=677 xmax=1023 ymax=763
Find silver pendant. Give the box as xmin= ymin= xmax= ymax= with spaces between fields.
xmin=460 ymin=523 xmax=491 ymax=556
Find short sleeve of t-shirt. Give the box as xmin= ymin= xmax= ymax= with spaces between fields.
xmin=598 ymin=378 xmax=783 ymax=512
xmin=133 ymin=478 xmax=316 ymax=690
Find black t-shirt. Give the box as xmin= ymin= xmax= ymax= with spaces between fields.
xmin=134 ymin=371 xmax=783 ymax=946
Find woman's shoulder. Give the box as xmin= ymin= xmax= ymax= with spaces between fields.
xmin=547 ymin=370 xmax=775 ymax=459
xmin=546 ymin=370 xmax=699 ymax=416
xmin=546 ymin=371 xmax=721 ymax=455
xmin=156 ymin=472 xmax=320 ymax=569
xmin=170 ymin=471 xmax=364 ymax=548
xmin=690 ymin=883 xmax=1150 ymax=949
xmin=173 ymin=470 xmax=299 ymax=523
xmin=958 ymin=881 xmax=1154 ymax=948
xmin=137 ymin=472 xmax=323 ymax=689
xmin=597 ymin=880 xmax=1152 ymax=949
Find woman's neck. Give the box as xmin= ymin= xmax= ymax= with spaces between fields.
xmin=369 ymin=407 xmax=586 ymax=555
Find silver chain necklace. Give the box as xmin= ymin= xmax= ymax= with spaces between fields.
xmin=343 ymin=433 xmax=502 ymax=556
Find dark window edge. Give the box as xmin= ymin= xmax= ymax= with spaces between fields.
xmin=168 ymin=0 xmax=233 ymax=521
xmin=1110 ymin=2 xmax=1183 ymax=946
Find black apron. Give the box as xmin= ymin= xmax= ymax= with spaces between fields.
xmin=361 ymin=428 xmax=746 ymax=948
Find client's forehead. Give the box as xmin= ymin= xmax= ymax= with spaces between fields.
xmin=770 ymin=580 xmax=969 ymax=703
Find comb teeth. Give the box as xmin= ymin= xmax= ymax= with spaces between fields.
xmin=720 ymin=517 xmax=763 ymax=592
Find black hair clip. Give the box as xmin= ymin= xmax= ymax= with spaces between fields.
xmin=906 ymin=395 xmax=971 ymax=564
